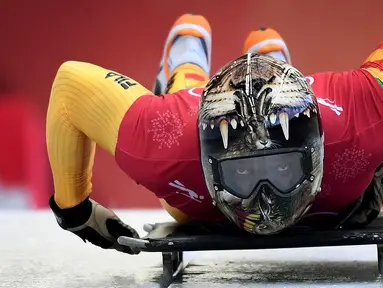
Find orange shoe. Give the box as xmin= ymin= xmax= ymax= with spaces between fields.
xmin=243 ymin=28 xmax=291 ymax=64
xmin=153 ymin=14 xmax=212 ymax=95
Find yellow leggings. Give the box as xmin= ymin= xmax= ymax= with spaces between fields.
xmin=46 ymin=61 xmax=208 ymax=221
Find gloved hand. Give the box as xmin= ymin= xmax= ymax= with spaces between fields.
xmin=49 ymin=195 xmax=140 ymax=254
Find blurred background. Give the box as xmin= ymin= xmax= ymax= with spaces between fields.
xmin=0 ymin=0 xmax=381 ymax=210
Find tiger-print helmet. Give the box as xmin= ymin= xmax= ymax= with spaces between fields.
xmin=198 ymin=53 xmax=324 ymax=235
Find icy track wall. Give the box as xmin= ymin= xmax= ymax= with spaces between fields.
xmin=0 ymin=1 xmax=381 ymax=208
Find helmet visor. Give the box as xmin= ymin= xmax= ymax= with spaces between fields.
xmin=217 ymin=151 xmax=308 ymax=198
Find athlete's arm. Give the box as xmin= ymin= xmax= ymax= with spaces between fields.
xmin=342 ymin=42 xmax=383 ymax=228
xmin=323 ymin=42 xmax=383 ymax=228
xmin=46 ymin=61 xmax=152 ymax=253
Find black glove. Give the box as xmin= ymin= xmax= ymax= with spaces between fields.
xmin=49 ymin=195 xmax=140 ymax=254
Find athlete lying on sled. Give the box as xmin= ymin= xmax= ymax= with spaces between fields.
xmin=47 ymin=14 xmax=383 ymax=254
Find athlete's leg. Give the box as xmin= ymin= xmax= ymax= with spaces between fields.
xmin=153 ymin=14 xmax=212 ymax=222
xmin=243 ymin=28 xmax=291 ymax=64
xmin=165 ymin=63 xmax=209 ymax=94
xmin=46 ymin=61 xmax=152 ymax=208
xmin=153 ymin=14 xmax=212 ymax=95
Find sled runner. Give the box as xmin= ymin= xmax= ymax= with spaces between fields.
xmin=118 ymin=217 xmax=383 ymax=287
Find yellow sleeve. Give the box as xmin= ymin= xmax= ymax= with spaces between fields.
xmin=361 ymin=41 xmax=383 ymax=88
xmin=46 ymin=61 xmax=152 ymax=208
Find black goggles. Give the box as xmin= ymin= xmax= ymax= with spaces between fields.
xmin=209 ymin=147 xmax=315 ymax=199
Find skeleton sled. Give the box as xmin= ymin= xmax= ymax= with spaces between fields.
xmin=118 ymin=214 xmax=383 ymax=287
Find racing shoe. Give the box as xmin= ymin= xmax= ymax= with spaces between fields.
xmin=153 ymin=14 xmax=212 ymax=95
xmin=243 ymin=27 xmax=291 ymax=64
